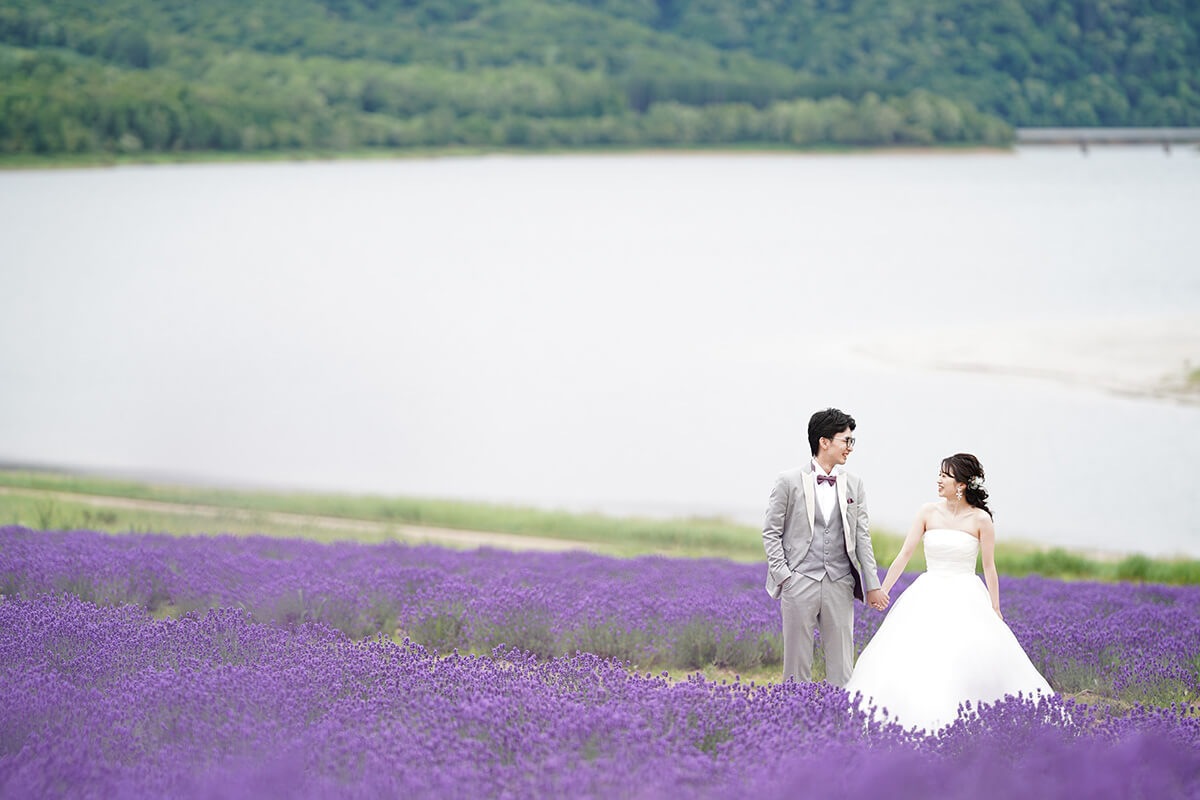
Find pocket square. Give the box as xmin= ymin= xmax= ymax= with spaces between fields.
xmin=847 ymin=498 xmax=854 ymax=504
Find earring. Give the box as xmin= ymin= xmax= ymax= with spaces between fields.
xmin=956 ymin=488 xmax=963 ymax=499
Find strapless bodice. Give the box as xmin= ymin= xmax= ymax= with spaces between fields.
xmin=923 ymin=529 xmax=980 ymax=575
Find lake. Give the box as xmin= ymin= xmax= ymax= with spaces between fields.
xmin=1 ymin=147 xmax=1198 ymax=556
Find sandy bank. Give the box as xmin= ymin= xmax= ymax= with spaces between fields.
xmin=844 ymin=315 xmax=1200 ymax=404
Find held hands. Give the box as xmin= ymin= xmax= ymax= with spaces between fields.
xmin=783 ymin=579 xmax=890 ymax=611
xmin=866 ymin=588 xmax=889 ymax=612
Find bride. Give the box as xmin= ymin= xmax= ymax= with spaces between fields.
xmin=844 ymin=453 xmax=1052 ymax=732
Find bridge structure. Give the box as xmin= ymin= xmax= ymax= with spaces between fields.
xmin=1016 ymin=127 xmax=1200 ymax=153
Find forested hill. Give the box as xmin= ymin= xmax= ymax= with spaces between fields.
xmin=1 ymin=0 xmax=1197 ymax=158
xmin=598 ymin=0 xmax=1200 ymax=127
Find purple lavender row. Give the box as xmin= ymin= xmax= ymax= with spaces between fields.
xmin=2 ymin=526 xmax=1199 ymax=703
xmin=1 ymin=596 xmax=1197 ymax=799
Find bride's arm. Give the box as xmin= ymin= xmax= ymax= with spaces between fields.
xmin=979 ymin=514 xmax=1002 ymax=619
xmin=881 ymin=509 xmax=926 ymax=596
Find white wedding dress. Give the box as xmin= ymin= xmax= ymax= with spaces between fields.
xmin=844 ymin=528 xmax=1052 ymax=733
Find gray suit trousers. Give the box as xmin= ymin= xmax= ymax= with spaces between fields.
xmin=780 ymin=571 xmax=856 ymax=686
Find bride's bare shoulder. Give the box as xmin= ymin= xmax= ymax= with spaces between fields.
xmin=916 ymin=501 xmax=941 ymax=519
xmin=971 ymin=507 xmax=994 ymax=527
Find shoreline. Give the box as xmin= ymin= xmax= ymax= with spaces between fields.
xmin=0 ymin=143 xmax=1016 ymax=171
xmin=5 ymin=139 xmax=1194 ymax=172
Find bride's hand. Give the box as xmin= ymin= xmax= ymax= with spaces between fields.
xmin=993 ymin=606 xmax=1004 ymax=621
xmin=866 ymin=588 xmax=888 ymax=611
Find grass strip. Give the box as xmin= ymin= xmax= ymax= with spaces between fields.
xmin=2 ymin=468 xmax=1197 ymax=582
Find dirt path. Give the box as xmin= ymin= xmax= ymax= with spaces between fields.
xmin=0 ymin=486 xmax=592 ymax=553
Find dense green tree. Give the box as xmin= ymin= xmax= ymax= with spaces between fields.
xmin=2 ymin=0 xmax=1196 ymax=158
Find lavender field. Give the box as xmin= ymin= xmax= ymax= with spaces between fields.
xmin=2 ymin=526 xmax=1199 ymax=798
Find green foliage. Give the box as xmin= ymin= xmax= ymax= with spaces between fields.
xmin=0 ymin=0 xmax=1050 ymax=157
xmin=564 ymin=622 xmax=655 ymax=662
xmin=1116 ymin=554 xmax=1154 ymax=582
xmin=1115 ymin=554 xmax=1200 ymax=585
xmin=670 ymin=622 xmax=781 ymax=671
xmin=697 ymin=725 xmax=734 ymax=755
xmin=409 ymin=606 xmax=471 ymax=651
xmin=0 ymin=46 xmax=1011 ymax=155
xmin=0 ymin=0 xmax=1191 ymax=155
xmin=997 ymin=547 xmax=1097 ymax=579
xmin=478 ymin=614 xmax=560 ymax=659
xmin=592 ymin=0 xmax=1200 ymax=126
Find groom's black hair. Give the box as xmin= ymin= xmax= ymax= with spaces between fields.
xmin=808 ymin=408 xmax=856 ymax=456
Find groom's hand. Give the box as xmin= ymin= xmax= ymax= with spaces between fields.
xmin=866 ymin=588 xmax=888 ymax=611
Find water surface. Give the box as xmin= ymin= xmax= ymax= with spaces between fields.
xmin=2 ymin=148 xmax=1197 ymax=555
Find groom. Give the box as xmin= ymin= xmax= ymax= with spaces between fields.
xmin=762 ymin=407 xmax=888 ymax=685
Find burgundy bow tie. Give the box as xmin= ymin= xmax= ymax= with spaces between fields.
xmin=817 ymin=474 xmax=836 ymax=486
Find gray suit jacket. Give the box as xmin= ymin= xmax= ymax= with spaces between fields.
xmin=762 ymin=463 xmax=882 ymax=602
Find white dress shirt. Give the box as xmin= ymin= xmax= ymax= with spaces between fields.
xmin=811 ymin=458 xmax=840 ymax=523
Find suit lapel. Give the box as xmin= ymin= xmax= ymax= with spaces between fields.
xmin=837 ymin=474 xmax=852 ymax=550
xmin=801 ymin=468 xmax=816 ymax=535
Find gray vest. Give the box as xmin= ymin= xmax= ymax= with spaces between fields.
xmin=795 ymin=491 xmax=852 ymax=582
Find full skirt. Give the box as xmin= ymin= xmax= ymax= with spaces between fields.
xmin=845 ymin=571 xmax=1052 ymax=732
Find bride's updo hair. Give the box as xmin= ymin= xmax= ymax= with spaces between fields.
xmin=942 ymin=453 xmax=993 ymax=519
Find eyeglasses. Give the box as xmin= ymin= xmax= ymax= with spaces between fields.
xmin=833 ymin=436 xmax=856 ymax=448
